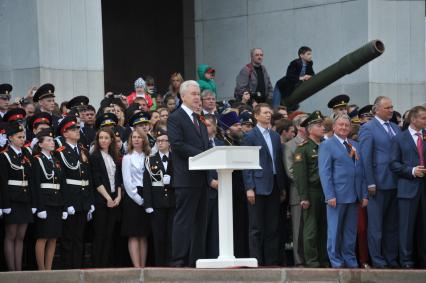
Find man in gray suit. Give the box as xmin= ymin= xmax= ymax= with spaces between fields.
xmin=283 ymin=113 xmax=308 ymax=266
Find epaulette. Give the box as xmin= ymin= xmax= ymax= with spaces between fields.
xmin=56 ymin=146 xmax=65 ymax=153
xmin=298 ymin=140 xmax=308 ymax=147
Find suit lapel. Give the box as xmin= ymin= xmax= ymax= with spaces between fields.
xmin=254 ymin=126 xmax=272 ymax=160
xmin=179 ymin=108 xmax=201 ymax=137
xmin=372 ymin=118 xmax=393 ymax=140
xmin=155 ymin=152 xmax=166 ymax=174
xmin=331 ymin=136 xmax=352 ymax=163
xmin=97 ymin=151 xmax=108 ymax=177
xmin=404 ymin=129 xmax=420 ymax=157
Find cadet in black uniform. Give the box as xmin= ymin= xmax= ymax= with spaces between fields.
xmin=55 ymin=116 xmax=94 ymax=269
xmin=89 ymin=128 xmax=123 ymax=267
xmin=143 ymin=128 xmax=175 ymax=266
xmin=33 ymin=83 xmax=60 ymax=129
xmin=0 ymin=122 xmax=34 ymax=271
xmin=32 ymin=129 xmax=65 ymax=270
xmin=26 ymin=112 xmax=53 ymax=148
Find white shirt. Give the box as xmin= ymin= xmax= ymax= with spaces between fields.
xmin=334 ymin=134 xmax=350 ymax=149
xmin=181 ymin=103 xmax=195 ymax=122
xmin=10 ymin=145 xmax=22 ymax=156
xmin=122 ymin=151 xmax=145 ymax=205
xmin=257 ymin=124 xmax=276 ymax=174
xmin=408 ymin=126 xmax=423 ymax=176
xmin=375 ymin=116 xmax=396 ymax=136
xmin=159 ymin=151 xmax=169 ymax=172
xmin=101 ymin=151 xmax=116 ymax=193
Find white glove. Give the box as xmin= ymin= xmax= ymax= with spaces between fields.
xmin=2 ymin=208 xmax=11 ymax=214
xmin=37 ymin=211 xmax=47 ymax=219
xmin=87 ymin=211 xmax=93 ymax=221
xmin=67 ymin=206 xmax=75 ymax=215
xmin=32 ymin=208 xmax=37 ymax=214
xmin=163 ymin=174 xmax=171 ymax=185
xmin=0 ymin=210 xmax=3 ymax=217
xmin=145 ymin=207 xmax=154 ymax=214
xmin=62 ymin=212 xmax=68 ymax=220
xmin=134 ymin=194 xmax=144 ymax=206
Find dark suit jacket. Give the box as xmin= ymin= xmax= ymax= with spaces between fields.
xmin=389 ymin=129 xmax=426 ymax=198
xmin=89 ymin=150 xmax=122 ymax=206
xmin=167 ymin=107 xmax=210 ymax=188
xmin=279 ymin=58 xmax=314 ymax=96
xmin=242 ymin=126 xmax=286 ymax=195
xmin=143 ymin=152 xmax=175 ymax=208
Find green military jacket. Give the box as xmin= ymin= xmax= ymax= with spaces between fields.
xmin=292 ymin=138 xmax=322 ymax=201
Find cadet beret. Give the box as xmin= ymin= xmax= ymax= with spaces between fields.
xmin=36 ymin=128 xmax=54 ymax=140
xmin=66 ymin=96 xmax=89 ymax=109
xmin=129 ymin=112 xmax=150 ymax=127
xmin=6 ymin=122 xmax=25 ymax=137
xmin=95 ymin=112 xmax=118 ymax=129
xmin=27 ymin=112 xmax=52 ymax=132
xmin=327 ymin=94 xmax=350 ymax=109
xmin=57 ymin=116 xmax=79 ymax=136
xmin=300 ymin=110 xmax=324 ymax=127
xmin=33 ymin=83 xmax=55 ymax=102
xmin=0 ymin=84 xmax=12 ymax=99
xmin=3 ymin=108 xmax=26 ymax=123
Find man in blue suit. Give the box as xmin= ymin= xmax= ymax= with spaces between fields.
xmin=389 ymin=105 xmax=426 ymax=268
xmin=358 ymin=96 xmax=401 ymax=268
xmin=319 ymin=114 xmax=368 ymax=268
xmin=242 ymin=103 xmax=286 ymax=266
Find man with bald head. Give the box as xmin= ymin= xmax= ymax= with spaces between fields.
xmin=167 ymin=80 xmax=210 ymax=267
xmin=359 ymin=96 xmax=401 ymax=268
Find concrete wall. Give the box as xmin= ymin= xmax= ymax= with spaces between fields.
xmin=195 ymin=0 xmax=425 ymax=114
xmin=0 ymin=0 xmax=104 ymax=107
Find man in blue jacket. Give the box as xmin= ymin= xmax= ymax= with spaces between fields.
xmin=358 ymin=96 xmax=401 ymax=268
xmin=389 ymin=105 xmax=426 ymax=268
xmin=242 ymin=103 xmax=286 ymax=266
xmin=319 ymin=114 xmax=368 ymax=268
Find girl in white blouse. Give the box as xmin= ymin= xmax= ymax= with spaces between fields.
xmin=121 ymin=127 xmax=151 ymax=267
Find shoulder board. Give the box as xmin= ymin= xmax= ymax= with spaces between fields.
xmin=56 ymin=146 xmax=66 ymax=153
xmin=298 ymin=140 xmax=308 ymax=147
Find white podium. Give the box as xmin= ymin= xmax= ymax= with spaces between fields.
xmin=189 ymin=146 xmax=261 ymax=268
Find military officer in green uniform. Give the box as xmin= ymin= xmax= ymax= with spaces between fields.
xmin=293 ymin=111 xmax=328 ymax=267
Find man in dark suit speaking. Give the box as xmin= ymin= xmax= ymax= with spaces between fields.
xmin=167 ymin=80 xmax=210 ymax=267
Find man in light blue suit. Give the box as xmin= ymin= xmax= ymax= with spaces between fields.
xmin=389 ymin=105 xmax=426 ymax=268
xmin=243 ymin=103 xmax=286 ymax=266
xmin=319 ymin=114 xmax=368 ymax=268
xmin=358 ymin=96 xmax=401 ymax=268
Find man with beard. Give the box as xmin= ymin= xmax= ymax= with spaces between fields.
xmin=214 ymin=111 xmax=249 ymax=258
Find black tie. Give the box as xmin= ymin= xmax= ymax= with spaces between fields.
xmin=343 ymin=141 xmax=355 ymax=162
xmin=17 ymin=152 xmax=22 ymax=159
xmin=192 ymin=113 xmax=200 ymax=133
xmin=73 ymin=146 xmax=79 ymax=156
xmin=162 ymin=155 xmax=168 ymax=162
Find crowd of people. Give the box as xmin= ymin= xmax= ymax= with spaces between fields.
xmin=0 ymin=46 xmax=424 ymax=271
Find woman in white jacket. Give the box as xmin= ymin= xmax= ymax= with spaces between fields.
xmin=121 ymin=127 xmax=151 ymax=267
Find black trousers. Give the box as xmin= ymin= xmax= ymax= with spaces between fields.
xmin=171 ymin=186 xmax=208 ymax=267
xmin=150 ymin=207 xmax=175 ymax=266
xmin=61 ymin=212 xmax=86 ymax=269
xmin=92 ymin=206 xmax=121 ymax=267
xmin=247 ymin=179 xmax=281 ymax=266
xmin=206 ymin=193 xmax=219 ymax=259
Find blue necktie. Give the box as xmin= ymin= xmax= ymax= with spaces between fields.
xmin=384 ymin=122 xmax=394 ymax=137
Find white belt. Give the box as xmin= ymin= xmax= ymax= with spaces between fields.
xmin=40 ymin=183 xmax=60 ymax=190
xmin=152 ymin=181 xmax=164 ymax=187
xmin=66 ymin=179 xmax=89 ymax=186
xmin=8 ymin=180 xmax=28 ymax=187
